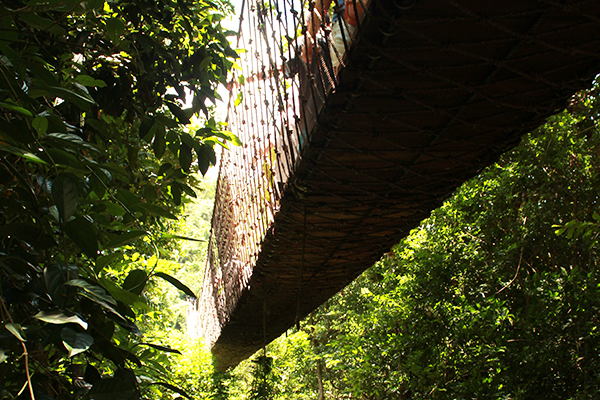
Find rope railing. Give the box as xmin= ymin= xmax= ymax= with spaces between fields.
xmin=193 ymin=0 xmax=367 ymax=347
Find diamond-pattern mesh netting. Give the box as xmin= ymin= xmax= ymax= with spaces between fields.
xmin=190 ymin=0 xmax=600 ymax=368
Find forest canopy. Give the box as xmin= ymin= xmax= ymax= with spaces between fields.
xmin=243 ymin=81 xmax=600 ymax=400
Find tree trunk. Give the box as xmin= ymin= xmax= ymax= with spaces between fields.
xmin=317 ymin=358 xmax=324 ymax=400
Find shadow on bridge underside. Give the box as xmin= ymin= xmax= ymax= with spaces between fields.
xmin=191 ymin=0 xmax=600 ymax=369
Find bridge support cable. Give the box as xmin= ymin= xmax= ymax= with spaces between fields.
xmin=193 ymin=0 xmax=600 ymax=369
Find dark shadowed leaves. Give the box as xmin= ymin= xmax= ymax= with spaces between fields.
xmin=151 ymin=382 xmax=192 ymax=399
xmin=61 ymin=327 xmax=93 ymax=357
xmin=179 ymin=142 xmax=193 ymax=172
xmin=141 ymin=343 xmax=181 ymax=354
xmin=89 ymin=378 xmax=136 ymax=400
xmin=65 ymin=216 xmax=98 ymax=259
xmin=105 ymin=231 xmax=147 ymax=249
xmin=52 ymin=174 xmax=79 ymax=224
xmin=122 ymin=269 xmax=148 ymax=295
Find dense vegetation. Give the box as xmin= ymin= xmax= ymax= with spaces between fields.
xmin=3 ymin=1 xmax=600 ymax=399
xmin=0 ymin=1 xmax=238 ymax=399
xmin=245 ymin=83 xmax=600 ymax=399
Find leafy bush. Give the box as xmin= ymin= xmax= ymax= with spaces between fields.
xmin=0 ymin=1 xmax=238 ymax=399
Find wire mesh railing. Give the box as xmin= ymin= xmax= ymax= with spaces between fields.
xmin=192 ymin=0 xmax=367 ymax=346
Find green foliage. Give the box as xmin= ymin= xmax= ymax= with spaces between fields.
xmin=0 ymin=1 xmax=237 ymax=399
xmin=248 ymin=354 xmax=278 ymax=400
xmin=267 ymin=82 xmax=600 ymax=399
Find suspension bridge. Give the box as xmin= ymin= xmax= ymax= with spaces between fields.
xmin=189 ymin=0 xmax=600 ymax=369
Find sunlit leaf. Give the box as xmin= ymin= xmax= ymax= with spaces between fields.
xmin=5 ymin=323 xmax=26 ymax=342
xmin=34 ymin=310 xmax=88 ymax=330
xmin=234 ymin=91 xmax=243 ymax=107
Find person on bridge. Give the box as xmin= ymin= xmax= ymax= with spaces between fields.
xmin=303 ymin=0 xmax=366 ymax=70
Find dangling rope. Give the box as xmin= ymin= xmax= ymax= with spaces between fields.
xmin=295 ymin=204 xmax=307 ymax=330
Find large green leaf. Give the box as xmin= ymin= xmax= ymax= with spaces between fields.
xmin=170 ymin=182 xmax=182 ymax=205
xmin=115 ymin=189 xmax=141 ymax=210
xmin=0 ymin=102 xmax=33 ymax=117
xmin=94 ymin=252 xmax=124 ymax=274
xmin=101 ymin=200 xmax=126 ymax=216
xmin=151 ymin=382 xmax=192 ymax=399
xmin=0 ymin=144 xmax=48 ymax=164
xmin=5 ymin=323 xmax=26 ymax=342
xmin=44 ymin=147 xmax=86 ymax=169
xmin=136 ymin=203 xmax=178 ymax=220
xmin=161 ymin=233 xmax=205 ymax=242
xmin=122 ymin=269 xmax=147 ymax=296
xmin=0 ymin=349 xmax=7 ymax=364
xmin=152 ymin=123 xmax=166 ymax=159
xmin=65 ymin=279 xmax=116 ymax=306
xmin=44 ymin=264 xmax=79 ymax=307
xmin=75 ymin=75 xmax=107 ymax=87
xmin=46 ymin=85 xmax=96 ymax=110
xmin=17 ymin=13 xmax=65 ymax=35
xmin=154 ymin=272 xmax=196 ymax=298
xmin=105 ymin=230 xmax=147 ymax=249
xmin=194 ymin=142 xmax=216 ymax=175
xmin=179 ymin=142 xmax=193 ymax=173
xmin=32 ymin=115 xmax=48 ymax=135
xmin=166 ymin=101 xmax=190 ymax=124
xmin=52 ymin=174 xmax=79 ymax=224
xmin=47 ymin=132 xmax=99 ymax=152
xmin=65 ymin=216 xmax=98 ymax=259
xmin=140 ymin=343 xmax=181 ymax=354
xmin=99 ymin=277 xmax=145 ymax=307
xmin=61 ymin=327 xmax=93 ymax=357
xmin=34 ymin=310 xmax=88 ymax=330
xmin=105 ymin=17 xmax=125 ymax=43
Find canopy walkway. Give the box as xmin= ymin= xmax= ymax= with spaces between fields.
xmin=190 ymin=0 xmax=600 ymax=369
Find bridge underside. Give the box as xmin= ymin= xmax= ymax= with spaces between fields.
xmin=209 ymin=0 xmax=600 ymax=368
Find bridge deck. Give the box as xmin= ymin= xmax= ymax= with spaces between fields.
xmin=195 ymin=0 xmax=600 ymax=369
